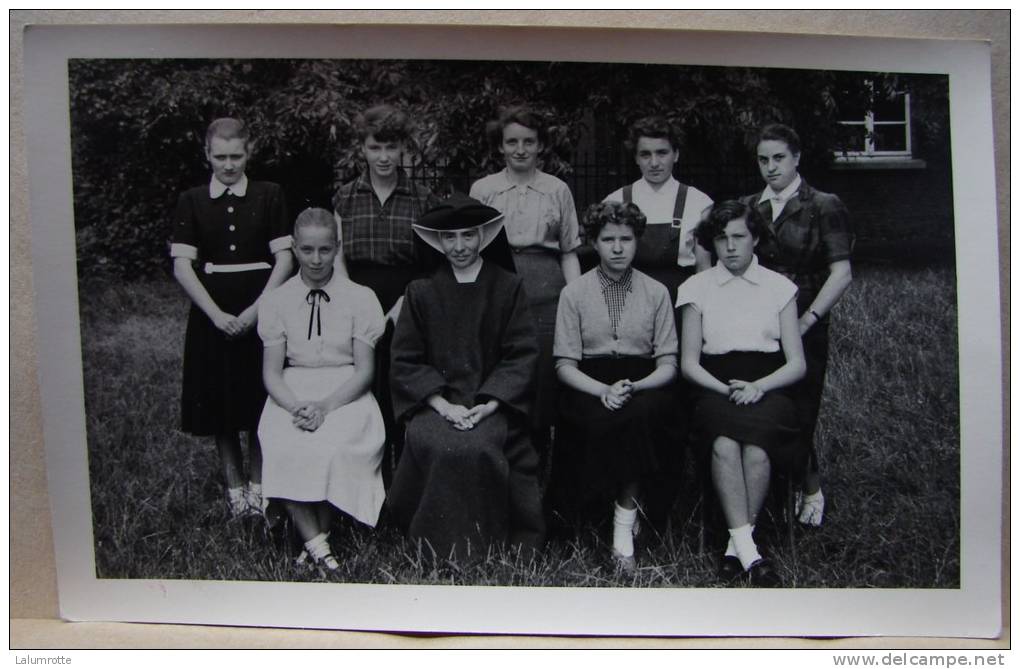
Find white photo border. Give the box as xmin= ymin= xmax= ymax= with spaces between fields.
xmin=22 ymin=23 xmax=1002 ymax=638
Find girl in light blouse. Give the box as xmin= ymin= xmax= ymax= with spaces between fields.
xmin=470 ymin=106 xmax=582 ymax=453
xmin=676 ymin=200 xmax=806 ymax=587
xmin=257 ymin=208 xmax=387 ymax=572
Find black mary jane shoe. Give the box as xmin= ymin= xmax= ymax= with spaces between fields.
xmin=718 ymin=555 xmax=744 ymax=584
xmin=747 ymin=558 xmax=782 ymax=588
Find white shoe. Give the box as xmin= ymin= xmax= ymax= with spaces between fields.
xmin=226 ymin=487 xmax=256 ymax=519
xmin=796 ymin=490 xmax=825 ymax=527
xmin=244 ymin=484 xmax=267 ymax=515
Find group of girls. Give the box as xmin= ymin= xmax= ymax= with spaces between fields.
xmin=170 ymin=106 xmax=852 ymax=587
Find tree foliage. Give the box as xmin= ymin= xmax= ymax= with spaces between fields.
xmin=68 ymin=59 xmax=948 ymax=278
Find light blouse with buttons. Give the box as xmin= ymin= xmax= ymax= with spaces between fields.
xmin=469 ymin=168 xmax=581 ymax=254
xmin=257 ymin=272 xmax=386 ymax=368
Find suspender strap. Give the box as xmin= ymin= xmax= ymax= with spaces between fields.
xmin=672 ymin=183 xmax=689 ymax=222
xmin=622 ymin=183 xmax=632 ymax=204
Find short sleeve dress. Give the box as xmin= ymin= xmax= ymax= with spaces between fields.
xmin=256 ymin=272 xmax=387 ymax=527
xmin=170 ymin=179 xmax=291 ymax=435
xmin=675 ymin=256 xmax=802 ymax=468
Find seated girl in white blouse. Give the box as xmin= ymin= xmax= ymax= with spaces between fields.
xmin=257 ymin=208 xmax=387 ymax=572
xmin=676 ymin=200 xmax=806 ymax=587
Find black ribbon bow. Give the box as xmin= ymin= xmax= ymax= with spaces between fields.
xmin=305 ymin=289 xmax=331 ymax=340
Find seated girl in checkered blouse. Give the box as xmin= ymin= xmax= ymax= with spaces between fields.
xmin=551 ymin=200 xmax=678 ymax=572
xmin=257 ymin=208 xmax=387 ymax=571
xmin=170 ymin=118 xmax=294 ymax=519
xmin=676 ymin=200 xmax=806 ymax=587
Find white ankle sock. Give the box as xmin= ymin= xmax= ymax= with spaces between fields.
xmin=304 ymin=532 xmax=331 ymax=561
xmin=613 ymin=503 xmax=638 ymax=558
xmin=728 ymin=524 xmax=762 ymax=570
xmin=725 ymin=524 xmax=754 ymax=558
xmin=226 ymin=486 xmax=246 ymax=513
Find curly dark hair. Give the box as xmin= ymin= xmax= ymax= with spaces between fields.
xmin=694 ymin=200 xmax=765 ymax=253
xmin=583 ymin=200 xmax=647 ymax=241
xmin=485 ymin=105 xmax=548 ymax=150
xmin=354 ymin=104 xmax=413 ymax=144
xmin=624 ymin=116 xmax=682 ymax=155
xmin=756 ymin=123 xmax=802 ymax=155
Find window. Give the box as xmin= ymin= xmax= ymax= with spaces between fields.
xmin=834 ymin=81 xmax=925 ymax=169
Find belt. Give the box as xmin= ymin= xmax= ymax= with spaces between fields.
xmin=204 ymin=261 xmax=271 ymax=274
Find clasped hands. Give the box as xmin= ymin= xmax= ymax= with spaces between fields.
xmin=291 ymin=400 xmax=330 ymax=432
xmin=213 ymin=307 xmax=257 ymax=339
xmin=727 ymin=379 xmax=764 ymax=405
xmin=431 ymin=396 xmax=499 ymax=431
xmin=600 ymin=379 xmax=633 ymax=411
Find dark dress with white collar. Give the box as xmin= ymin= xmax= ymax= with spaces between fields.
xmin=172 ymin=180 xmax=289 ymax=435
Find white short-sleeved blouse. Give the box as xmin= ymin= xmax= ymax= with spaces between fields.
xmin=257 ymin=272 xmax=385 ymax=368
xmin=675 ymin=256 xmax=797 ymax=355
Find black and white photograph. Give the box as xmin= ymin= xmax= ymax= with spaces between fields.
xmin=19 ymin=20 xmax=1002 ymax=638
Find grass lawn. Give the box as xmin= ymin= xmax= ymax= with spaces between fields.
xmin=80 ymin=263 xmax=959 ymax=587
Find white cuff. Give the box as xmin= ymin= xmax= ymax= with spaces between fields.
xmin=269 ymin=235 xmax=293 ymax=254
xmin=170 ymin=243 xmax=198 ymax=260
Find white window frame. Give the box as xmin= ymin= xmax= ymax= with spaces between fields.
xmin=834 ymin=83 xmax=920 ymax=167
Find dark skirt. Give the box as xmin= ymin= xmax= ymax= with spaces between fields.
xmin=512 ymin=249 xmax=566 ymax=433
xmin=180 ymin=267 xmax=270 ymax=436
xmin=693 ymin=351 xmax=801 ymax=469
xmin=555 ymin=357 xmax=676 ymax=499
xmin=346 ymin=261 xmax=419 ymax=314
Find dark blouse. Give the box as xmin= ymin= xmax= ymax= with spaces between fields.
xmin=746 ymin=179 xmax=853 ymax=317
xmin=171 ymin=180 xmax=290 ymax=265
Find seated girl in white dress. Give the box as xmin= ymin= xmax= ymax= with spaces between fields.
xmin=257 ymin=207 xmax=387 ymax=571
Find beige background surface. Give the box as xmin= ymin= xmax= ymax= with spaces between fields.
xmin=10 ymin=9 xmax=1009 ymax=648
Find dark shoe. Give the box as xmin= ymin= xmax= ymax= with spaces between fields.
xmin=718 ymin=555 xmax=744 ymax=584
xmin=747 ymin=558 xmax=782 ymax=588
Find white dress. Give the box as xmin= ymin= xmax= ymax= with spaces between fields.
xmin=256 ymin=273 xmax=387 ymax=527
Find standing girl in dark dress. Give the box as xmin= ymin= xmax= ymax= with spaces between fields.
xmin=552 ymin=201 xmax=678 ymax=570
xmin=746 ymin=123 xmax=854 ymax=526
xmin=170 ymin=118 xmax=294 ymax=518
xmin=677 ymin=200 xmax=806 ymax=586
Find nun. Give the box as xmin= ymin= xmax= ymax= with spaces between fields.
xmin=387 ymin=194 xmax=545 ymax=561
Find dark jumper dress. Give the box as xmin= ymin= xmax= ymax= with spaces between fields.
xmin=172 ymin=181 xmax=290 ymax=436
